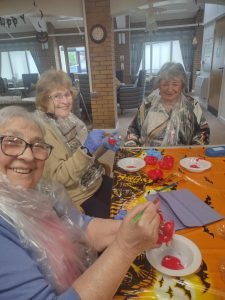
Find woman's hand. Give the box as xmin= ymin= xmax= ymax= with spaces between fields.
xmin=84 ymin=130 xmax=105 ymax=154
xmin=114 ymin=202 xmax=160 ymax=257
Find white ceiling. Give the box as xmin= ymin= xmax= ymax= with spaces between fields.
xmin=0 ymin=0 xmax=224 ymax=36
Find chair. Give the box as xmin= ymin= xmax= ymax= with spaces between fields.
xmin=116 ymin=70 xmax=124 ymax=83
xmin=77 ymin=73 xmax=92 ymax=122
xmin=22 ymin=73 xmax=39 ymax=90
xmin=0 ymin=77 xmax=21 ymax=96
xmin=117 ymin=70 xmax=146 ymax=114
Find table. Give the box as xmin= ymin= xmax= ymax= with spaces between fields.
xmin=111 ymin=146 xmax=225 ymax=300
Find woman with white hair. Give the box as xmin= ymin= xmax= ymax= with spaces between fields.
xmin=0 ymin=106 xmax=160 ymax=300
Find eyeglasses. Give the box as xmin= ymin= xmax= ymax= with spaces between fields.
xmin=49 ymin=91 xmax=72 ymax=101
xmin=0 ymin=136 xmax=53 ymax=161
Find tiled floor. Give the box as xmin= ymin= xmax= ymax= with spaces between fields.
xmin=99 ymin=104 xmax=225 ymax=173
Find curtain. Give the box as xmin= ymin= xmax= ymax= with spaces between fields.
xmin=130 ymin=31 xmax=146 ymax=83
xmin=147 ymin=28 xmax=195 ymax=72
xmin=179 ymin=34 xmax=195 ymax=72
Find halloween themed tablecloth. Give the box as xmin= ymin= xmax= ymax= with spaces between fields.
xmin=111 ymin=146 xmax=225 ymax=300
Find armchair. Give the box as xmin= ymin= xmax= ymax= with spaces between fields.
xmin=117 ymin=70 xmax=146 ymax=114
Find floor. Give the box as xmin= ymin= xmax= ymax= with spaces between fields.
xmin=99 ymin=104 xmax=225 ymax=173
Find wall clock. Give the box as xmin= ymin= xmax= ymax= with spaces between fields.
xmin=89 ymin=24 xmax=107 ymax=43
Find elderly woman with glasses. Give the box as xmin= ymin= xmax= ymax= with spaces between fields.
xmin=125 ymin=62 xmax=210 ymax=147
xmin=35 ymin=69 xmax=120 ymax=218
xmin=0 ymin=105 xmax=160 ymax=300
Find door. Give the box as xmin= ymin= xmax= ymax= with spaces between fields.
xmin=208 ymin=16 xmax=225 ymax=116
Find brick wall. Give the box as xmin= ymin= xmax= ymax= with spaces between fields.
xmin=85 ymin=0 xmax=117 ymax=128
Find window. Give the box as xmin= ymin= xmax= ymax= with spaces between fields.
xmin=0 ymin=51 xmax=39 ymax=84
xmin=59 ymin=46 xmax=87 ymax=74
xmin=142 ymin=40 xmax=184 ymax=74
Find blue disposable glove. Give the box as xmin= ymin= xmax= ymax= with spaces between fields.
xmin=102 ymin=133 xmax=122 ymax=152
xmin=84 ymin=129 xmax=105 ymax=154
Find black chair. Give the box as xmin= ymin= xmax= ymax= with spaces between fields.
xmin=117 ymin=70 xmax=146 ymax=114
xmin=116 ymin=70 xmax=124 ymax=83
xmin=22 ymin=73 xmax=39 ymax=90
xmin=0 ymin=77 xmax=21 ymax=96
xmin=77 ymin=73 xmax=92 ymax=122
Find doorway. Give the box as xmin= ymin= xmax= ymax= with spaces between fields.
xmin=59 ymin=46 xmax=87 ymax=74
xmin=208 ymin=16 xmax=225 ymax=116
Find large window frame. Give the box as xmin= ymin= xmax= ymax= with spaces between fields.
xmin=142 ymin=40 xmax=184 ymax=74
xmin=0 ymin=50 xmax=39 ymax=85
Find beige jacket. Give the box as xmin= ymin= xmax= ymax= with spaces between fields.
xmin=42 ymin=122 xmax=102 ymax=210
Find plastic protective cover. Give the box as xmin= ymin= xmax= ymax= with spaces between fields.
xmin=0 ymin=174 xmax=97 ymax=293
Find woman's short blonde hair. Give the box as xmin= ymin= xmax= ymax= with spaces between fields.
xmin=35 ymin=69 xmax=78 ymax=112
xmin=153 ymin=62 xmax=188 ymax=92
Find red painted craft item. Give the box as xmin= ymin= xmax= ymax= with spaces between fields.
xmin=108 ymin=136 xmax=117 ymax=145
xmin=147 ymin=168 xmax=164 ymax=180
xmin=158 ymin=220 xmax=175 ymax=244
xmin=144 ymin=156 xmax=158 ymax=165
xmin=161 ymin=255 xmax=184 ymax=270
xmin=158 ymin=155 xmax=174 ymax=170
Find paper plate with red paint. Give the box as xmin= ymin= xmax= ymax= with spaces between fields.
xmin=117 ymin=157 xmax=146 ymax=172
xmin=180 ymin=157 xmax=212 ymax=173
xmin=146 ymin=234 xmax=202 ymax=276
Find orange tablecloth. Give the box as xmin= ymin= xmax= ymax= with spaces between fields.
xmin=111 ymin=147 xmax=225 ymax=300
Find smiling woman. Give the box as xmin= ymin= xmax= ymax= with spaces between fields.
xmin=0 ymin=106 xmax=48 ymax=188
xmin=0 ymin=105 xmax=161 ymax=300
xmin=35 ymin=69 xmax=121 ymax=218
xmin=125 ymin=62 xmax=210 ymax=147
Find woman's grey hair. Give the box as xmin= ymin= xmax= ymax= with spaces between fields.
xmin=153 ymin=62 xmax=188 ymax=92
xmin=0 ymin=106 xmax=46 ymax=135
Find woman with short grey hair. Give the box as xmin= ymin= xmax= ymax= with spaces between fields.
xmin=125 ymin=62 xmax=210 ymax=147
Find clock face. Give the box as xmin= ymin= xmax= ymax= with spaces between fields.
xmin=90 ymin=24 xmax=106 ymax=43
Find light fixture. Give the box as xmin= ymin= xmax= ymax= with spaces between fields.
xmin=145 ymin=2 xmax=158 ymax=33
xmin=118 ymin=32 xmax=125 ymax=44
xmin=192 ymin=36 xmax=198 ymax=46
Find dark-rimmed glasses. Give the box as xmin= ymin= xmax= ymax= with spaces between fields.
xmin=0 ymin=136 xmax=53 ymax=161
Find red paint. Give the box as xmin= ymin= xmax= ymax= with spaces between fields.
xmin=108 ymin=137 xmax=117 ymax=145
xmin=148 ymin=168 xmax=164 ymax=180
xmin=190 ymin=164 xmax=199 ymax=168
xmin=127 ymin=165 xmax=136 ymax=168
xmin=158 ymin=210 xmax=164 ymax=222
xmin=158 ymin=220 xmax=174 ymax=244
xmin=144 ymin=156 xmax=158 ymax=165
xmin=161 ymin=255 xmax=184 ymax=270
xmin=158 ymin=155 xmax=174 ymax=170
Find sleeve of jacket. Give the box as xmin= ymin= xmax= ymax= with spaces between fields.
xmin=43 ymin=126 xmax=94 ymax=188
xmin=125 ymin=105 xmax=144 ymax=146
xmin=192 ymin=99 xmax=210 ymax=145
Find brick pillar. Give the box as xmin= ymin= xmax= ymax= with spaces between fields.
xmin=84 ymin=0 xmax=117 ymax=129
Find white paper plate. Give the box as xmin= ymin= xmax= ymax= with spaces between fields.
xmin=146 ymin=234 xmax=202 ymax=276
xmin=117 ymin=157 xmax=146 ymax=172
xmin=180 ymin=157 xmax=212 ymax=173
